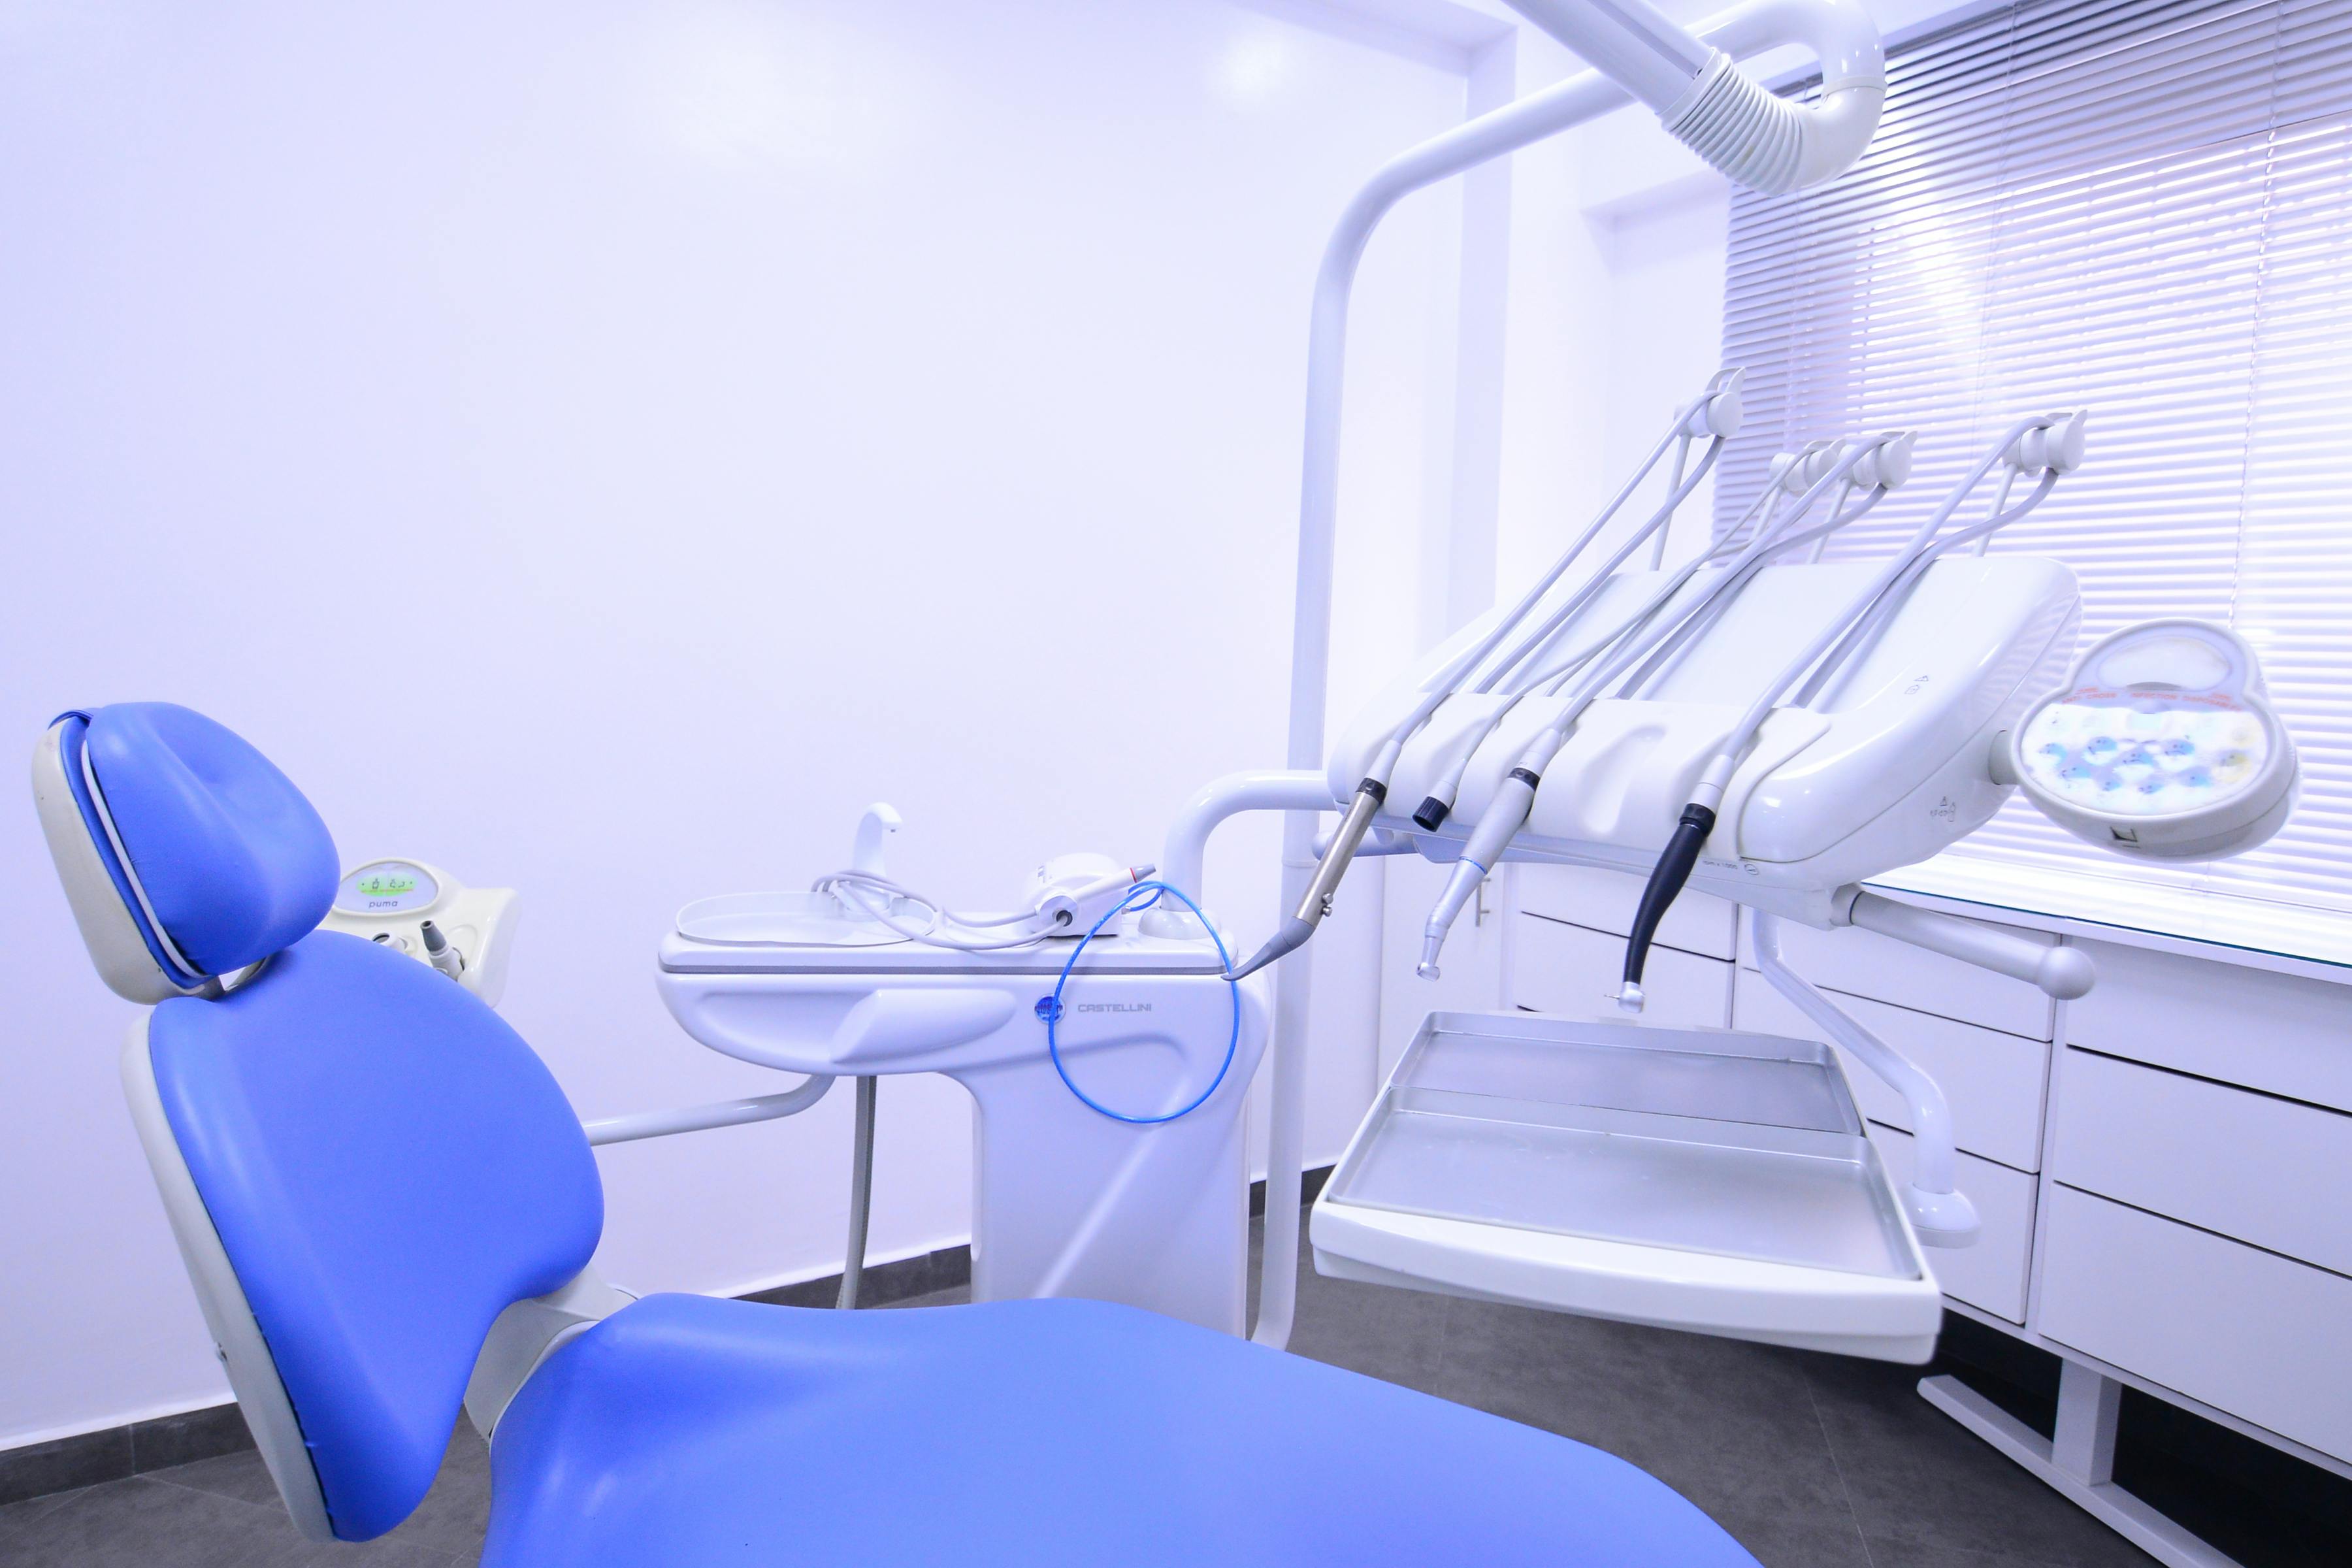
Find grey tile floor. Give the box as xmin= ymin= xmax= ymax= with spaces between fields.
xmin=0 ymin=1222 xmax=2154 ymax=1568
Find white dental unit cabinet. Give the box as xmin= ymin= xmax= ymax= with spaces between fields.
xmin=12 ymin=2 xmax=2352 ymax=1567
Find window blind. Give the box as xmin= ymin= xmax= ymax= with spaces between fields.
xmin=1720 ymin=0 xmax=2352 ymax=953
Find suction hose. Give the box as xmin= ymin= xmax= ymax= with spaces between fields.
xmin=1659 ymin=46 xmax=1881 ymax=194
xmin=1616 ymin=802 xmax=1716 ymax=1012
xmin=1503 ymin=0 xmax=1885 ymax=197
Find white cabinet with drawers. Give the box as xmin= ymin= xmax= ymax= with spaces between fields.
xmin=2037 ymin=1184 xmax=2352 ymax=1464
xmin=1494 ymin=864 xmax=2352 ymax=1511
xmin=1516 ymin=862 xmax=1739 ymax=960
xmin=2051 ymin=1047 xmax=2352 ymax=1277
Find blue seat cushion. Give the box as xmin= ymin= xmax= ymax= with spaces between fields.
xmin=71 ymin=702 xmax=338 ymax=978
xmin=151 ymin=932 xmax=604 ymax=1541
xmin=485 ymin=1294 xmax=1759 ymax=1567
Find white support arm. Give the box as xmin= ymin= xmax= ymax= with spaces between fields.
xmin=583 ymin=1075 xmax=836 ymax=1147
xmin=1132 ymin=768 xmax=1332 ymax=1346
xmin=1507 ymin=0 xmax=1884 ymax=191
xmin=1146 ymin=770 xmax=1337 ymax=934
xmin=1844 ymin=889 xmax=2096 ymax=1000
xmin=1258 ymin=0 xmax=1887 ymax=1349
xmin=1750 ymin=909 xmax=1979 ymax=1248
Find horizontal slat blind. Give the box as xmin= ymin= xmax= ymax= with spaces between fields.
xmin=1721 ymin=0 xmax=2352 ymax=934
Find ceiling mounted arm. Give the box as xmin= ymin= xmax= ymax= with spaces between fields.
xmin=1504 ymin=0 xmax=1886 ymax=193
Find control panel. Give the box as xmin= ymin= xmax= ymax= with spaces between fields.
xmin=321 ymin=857 xmax=519 ymax=1005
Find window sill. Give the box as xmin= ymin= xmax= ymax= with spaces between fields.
xmin=1867 ymin=855 xmax=2352 ymax=985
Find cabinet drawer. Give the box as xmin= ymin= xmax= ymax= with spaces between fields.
xmin=2052 ymin=1049 xmax=2352 ymax=1275
xmin=1516 ymin=862 xmax=1737 ymax=959
xmin=2039 ymin=1186 xmax=2352 ymax=1463
xmin=1739 ymin=915 xmax=2055 ymax=1041
xmin=1513 ymin=913 xmax=1731 ymax=1030
xmin=2066 ymin=942 xmax=2352 ymax=1114
xmin=1735 ymin=981 xmax=2048 ymax=1172
xmin=1865 ymin=1122 xmax=2036 ymax=1323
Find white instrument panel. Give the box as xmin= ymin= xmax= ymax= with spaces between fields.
xmin=1329 ymin=555 xmax=2082 ymax=921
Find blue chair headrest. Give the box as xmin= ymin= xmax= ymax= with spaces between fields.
xmin=37 ymin=704 xmax=338 ymax=998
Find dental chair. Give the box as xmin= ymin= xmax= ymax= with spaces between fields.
xmin=35 ymin=701 xmax=1761 ymax=1565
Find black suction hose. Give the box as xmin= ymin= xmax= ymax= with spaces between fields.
xmin=1621 ymin=803 xmax=1716 ymax=1006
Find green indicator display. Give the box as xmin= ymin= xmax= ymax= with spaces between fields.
xmin=334 ymin=860 xmax=438 ymax=916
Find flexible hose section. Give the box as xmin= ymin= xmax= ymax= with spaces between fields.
xmin=1660 ymin=50 xmax=1882 ymax=194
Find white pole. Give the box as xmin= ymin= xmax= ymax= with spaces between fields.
xmin=1256 ymin=69 xmax=1633 ymax=1350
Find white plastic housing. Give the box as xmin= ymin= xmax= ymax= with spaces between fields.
xmin=31 ymin=725 xmax=210 ymax=1004
xmin=1329 ymin=555 xmax=2082 ymax=924
xmin=2010 ymin=619 xmax=2298 ymax=862
xmin=122 ymin=1018 xmax=335 ymax=1541
xmin=320 ymin=858 xmax=519 ymax=1007
xmin=659 ymin=909 xmax=1267 ymax=1334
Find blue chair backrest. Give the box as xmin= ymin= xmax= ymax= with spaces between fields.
xmin=35 ymin=704 xmax=603 ymax=1541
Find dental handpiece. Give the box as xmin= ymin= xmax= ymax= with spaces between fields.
xmin=1232 ymin=376 xmax=1752 ymax=987
xmin=1411 ymin=438 xmax=1729 ymax=832
xmin=1224 ymin=779 xmax=1386 ymax=981
xmin=1417 ymin=436 xmax=1887 ymax=981
xmin=1396 ymin=378 xmax=1742 ymax=834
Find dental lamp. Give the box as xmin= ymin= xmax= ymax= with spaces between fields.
xmin=1225 ymin=0 xmax=1886 ymax=988
xmin=2006 ymin=619 xmax=2300 ymax=862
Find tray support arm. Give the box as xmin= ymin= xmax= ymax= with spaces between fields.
xmin=1750 ymin=909 xmax=1980 ymax=1249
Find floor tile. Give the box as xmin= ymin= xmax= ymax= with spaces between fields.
xmin=1710 ymin=1508 xmax=1878 ymax=1568
xmin=151 ymin=1424 xmax=492 ymax=1563
xmin=1427 ymin=1300 xmax=1855 ymax=1532
xmin=1860 ymin=1539 xmax=2150 ymax=1568
xmin=0 ymin=1474 xmax=455 ymax=1567
xmin=1801 ymin=1352 xmax=2157 ymax=1567
xmin=0 ymin=1484 xmax=87 ymax=1549
xmin=149 ymin=1446 xmax=282 ymax=1509
xmin=380 ymin=1428 xmax=493 ymax=1560
xmin=1283 ymin=1263 xmax=1454 ymax=1395
xmin=880 ymin=1283 xmax=972 ymax=1308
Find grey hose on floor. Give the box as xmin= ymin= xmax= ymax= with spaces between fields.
xmin=838 ymin=1076 xmax=877 ymax=1309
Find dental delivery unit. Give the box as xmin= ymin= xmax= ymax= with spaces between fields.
xmin=25 ymin=0 xmax=2309 ymax=1563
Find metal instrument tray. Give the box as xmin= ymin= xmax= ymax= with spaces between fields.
xmin=1323 ymin=1011 xmax=1919 ymax=1281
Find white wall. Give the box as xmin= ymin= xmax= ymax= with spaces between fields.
xmin=0 ymin=0 xmax=1488 ymax=1446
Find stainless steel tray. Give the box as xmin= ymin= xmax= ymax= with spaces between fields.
xmin=1324 ymin=1011 xmax=1919 ymax=1281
